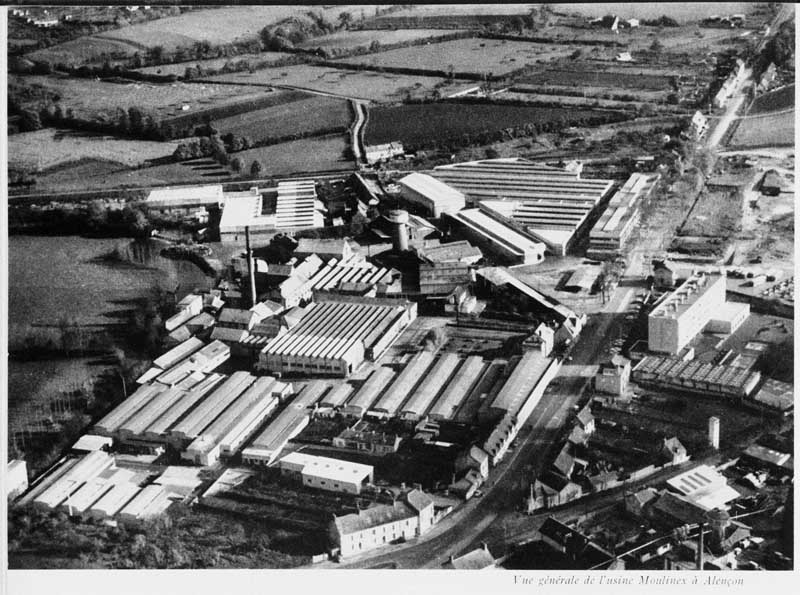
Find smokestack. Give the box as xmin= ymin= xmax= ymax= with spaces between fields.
xmin=696 ymin=523 xmax=704 ymax=570
xmin=245 ymin=226 xmax=257 ymax=308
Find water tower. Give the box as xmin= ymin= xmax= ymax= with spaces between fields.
xmin=386 ymin=209 xmax=409 ymax=252
xmin=707 ymin=508 xmax=731 ymax=554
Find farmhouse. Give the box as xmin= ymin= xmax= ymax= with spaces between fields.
xmin=329 ymin=489 xmax=434 ymax=558
xmin=365 ymin=141 xmax=405 ymax=165
xmin=433 ymin=159 xmax=614 ymax=256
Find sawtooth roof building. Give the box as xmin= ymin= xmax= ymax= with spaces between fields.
xmin=258 ymin=296 xmax=417 ymax=377
xmin=432 ymin=159 xmax=614 ymax=256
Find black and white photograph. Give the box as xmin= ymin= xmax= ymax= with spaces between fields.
xmin=1 ymin=2 xmax=796 ymax=593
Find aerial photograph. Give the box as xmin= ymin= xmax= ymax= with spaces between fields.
xmin=3 ymin=1 xmax=796 ymax=582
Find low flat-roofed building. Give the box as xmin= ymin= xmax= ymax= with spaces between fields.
xmin=278 ymin=452 xmax=373 ymax=494
xmin=706 ymin=301 xmax=749 ymax=334
xmin=218 ymin=188 xmax=277 ymax=243
xmin=94 ymin=383 xmax=166 ymax=436
xmin=632 ymin=355 xmax=761 ymax=399
xmin=118 ymin=484 xmax=172 ymax=524
xmin=145 ymin=184 xmax=224 ymax=214
xmin=88 ymin=481 xmax=141 ymax=520
xmin=666 ymin=464 xmax=740 ymax=510
xmin=33 ymin=451 xmax=115 ymax=511
xmin=450 ymin=208 xmax=546 ymax=265
xmin=241 ymin=381 xmax=328 ymax=466
xmin=397 ymin=172 xmax=466 ymax=218
xmin=741 ymin=444 xmax=792 ymax=472
xmin=71 ymin=434 xmax=113 ymax=453
xmin=152 ymin=337 xmax=205 ymax=372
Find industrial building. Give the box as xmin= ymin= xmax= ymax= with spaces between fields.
xmin=117 ymin=484 xmax=173 ymax=524
xmin=319 ymin=381 xmax=355 ymax=412
xmin=294 ymin=238 xmax=354 ymax=262
xmin=397 ymin=172 xmax=466 ymax=218
xmin=433 ymin=159 xmax=614 ymax=255
xmin=218 ymin=187 xmax=277 ymax=242
xmin=587 ymin=173 xmax=659 ymax=259
xmin=342 ymin=365 xmax=397 ymax=418
xmin=487 ymin=350 xmax=561 ymax=424
xmin=278 ymin=452 xmax=374 ymax=494
xmin=428 ymin=356 xmax=485 ymax=421
xmin=329 ymin=489 xmax=434 ymax=558
xmin=632 ymin=355 xmax=762 ymax=399
xmin=275 ymin=180 xmax=325 ymax=230
xmin=32 ymin=451 xmax=115 ymax=511
xmin=370 ymin=351 xmax=435 ymax=417
xmin=401 ymin=353 xmax=462 ymax=420
xmin=648 ymin=273 xmax=747 ymax=354
xmin=450 ymin=208 xmax=546 ymax=265
xmin=165 ymin=294 xmax=204 ymax=332
xmin=271 ymin=254 xmax=400 ymax=309
xmin=183 ymin=375 xmax=289 ymax=465
xmin=665 ymin=464 xmax=741 ymax=511
xmin=144 ymin=184 xmax=224 ymax=218
xmin=258 ymin=296 xmax=416 ymax=377
xmin=241 ymin=381 xmax=328 ymax=466
xmin=419 ymin=262 xmax=475 ymax=295
xmin=154 ymin=339 xmax=230 ymax=388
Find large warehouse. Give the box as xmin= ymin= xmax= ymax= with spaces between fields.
xmin=278 ymin=452 xmax=374 ymax=494
xmin=397 ymin=172 xmax=466 ymax=218
xmin=633 ymin=355 xmax=762 ymax=400
xmin=487 ymin=350 xmax=561 ymax=424
xmin=432 ymin=159 xmax=614 ymax=256
xmin=449 ymin=208 xmax=547 ymax=265
xmin=587 ymin=173 xmax=660 ymax=259
xmin=258 ymin=296 xmax=417 ymax=377
xmin=648 ymin=273 xmax=747 ymax=354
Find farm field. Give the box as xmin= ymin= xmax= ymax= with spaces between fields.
xmin=133 ymin=52 xmax=290 ymax=76
xmin=24 ymin=5 xmax=391 ymax=66
xmin=380 ymin=4 xmax=536 ymax=17
xmin=206 ymin=65 xmax=471 ymax=102
xmin=538 ymin=25 xmax=745 ymax=52
xmin=25 ymin=37 xmax=143 ymax=68
xmin=364 ymin=102 xmax=621 ymax=147
xmin=336 ymin=37 xmax=577 ymax=75
xmin=516 ymin=68 xmax=675 ymax=90
xmin=9 ymin=128 xmax=185 ymax=171
xmin=212 ymin=95 xmax=351 ymax=142
xmin=557 ymin=3 xmax=757 ymax=22
xmin=30 ymin=157 xmax=234 ymax=193
xmin=749 ymin=84 xmax=795 ymax=115
xmin=298 ymin=28 xmax=458 ymax=52
xmin=12 ymin=75 xmax=271 ymax=121
xmin=679 ymin=188 xmax=744 ymax=237
xmin=231 ymin=134 xmax=355 ymax=176
xmin=731 ymin=110 xmax=795 ymax=148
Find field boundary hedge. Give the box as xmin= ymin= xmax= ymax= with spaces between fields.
xmin=479 ymin=32 xmax=626 ymax=48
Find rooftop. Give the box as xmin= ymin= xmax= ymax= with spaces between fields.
xmin=398 ymin=172 xmax=466 ymax=207
xmin=650 ymin=272 xmax=724 ymax=320
xmin=145 ymin=184 xmax=223 ymax=208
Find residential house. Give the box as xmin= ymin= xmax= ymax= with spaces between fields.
xmin=443 ymin=544 xmax=495 ymax=569
xmin=595 ymin=355 xmax=631 ymax=396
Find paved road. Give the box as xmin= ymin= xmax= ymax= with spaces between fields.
xmin=312 ymin=284 xmax=632 ymax=569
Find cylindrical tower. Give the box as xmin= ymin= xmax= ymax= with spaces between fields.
xmin=386 ymin=209 xmax=409 ymax=252
xmin=708 ymin=416 xmax=720 ymax=449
